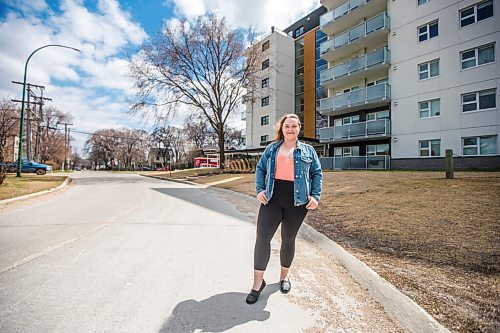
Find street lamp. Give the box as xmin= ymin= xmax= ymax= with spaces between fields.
xmin=16 ymin=44 xmax=80 ymax=177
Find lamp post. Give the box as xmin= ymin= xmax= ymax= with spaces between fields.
xmin=16 ymin=44 xmax=80 ymax=177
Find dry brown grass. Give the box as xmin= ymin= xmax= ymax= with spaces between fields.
xmin=190 ymin=171 xmax=500 ymax=333
xmin=0 ymin=173 xmax=67 ymax=200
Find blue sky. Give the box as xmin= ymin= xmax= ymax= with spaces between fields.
xmin=0 ymin=0 xmax=319 ymax=153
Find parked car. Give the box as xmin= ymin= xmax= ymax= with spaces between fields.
xmin=4 ymin=159 xmax=53 ymax=175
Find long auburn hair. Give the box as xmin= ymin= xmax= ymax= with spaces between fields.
xmin=274 ymin=113 xmax=301 ymax=141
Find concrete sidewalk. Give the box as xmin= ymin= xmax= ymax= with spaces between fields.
xmin=197 ymin=183 xmax=450 ymax=333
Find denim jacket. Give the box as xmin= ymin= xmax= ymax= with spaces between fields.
xmin=255 ymin=140 xmax=323 ymax=206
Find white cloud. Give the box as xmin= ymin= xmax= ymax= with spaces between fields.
xmin=0 ymin=0 xmax=148 ymax=153
xmin=168 ymin=0 xmax=319 ymax=33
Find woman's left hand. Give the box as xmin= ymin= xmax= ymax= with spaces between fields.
xmin=306 ymin=196 xmax=318 ymax=210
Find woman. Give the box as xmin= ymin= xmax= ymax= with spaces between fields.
xmin=246 ymin=113 xmax=323 ymax=304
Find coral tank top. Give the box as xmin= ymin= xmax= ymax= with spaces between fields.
xmin=274 ymin=152 xmax=295 ymax=181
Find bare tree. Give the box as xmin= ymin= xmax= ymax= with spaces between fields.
xmin=224 ymin=126 xmax=245 ymax=150
xmin=39 ymin=106 xmax=72 ymax=166
xmin=85 ymin=129 xmax=120 ymax=170
xmin=0 ymin=101 xmax=19 ymax=184
xmin=183 ymin=113 xmax=217 ymax=149
xmin=130 ymin=13 xmax=261 ymax=168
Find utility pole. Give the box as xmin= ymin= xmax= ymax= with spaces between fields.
xmin=11 ymin=81 xmax=49 ymax=162
xmin=58 ymin=122 xmax=73 ymax=171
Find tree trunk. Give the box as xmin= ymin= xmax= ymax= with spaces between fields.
xmin=218 ymin=123 xmax=225 ymax=169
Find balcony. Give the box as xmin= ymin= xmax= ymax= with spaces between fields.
xmin=321 ymin=0 xmax=345 ymax=10
xmin=320 ymin=12 xmax=389 ymax=62
xmin=319 ymin=82 xmax=390 ymax=116
xmin=320 ymin=0 xmax=387 ymax=36
xmin=320 ymin=155 xmax=390 ymax=170
xmin=320 ymin=47 xmax=390 ymax=90
xmin=319 ymin=119 xmax=390 ymax=143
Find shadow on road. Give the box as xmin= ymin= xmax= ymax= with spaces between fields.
xmin=152 ymin=187 xmax=252 ymax=223
xmin=159 ymin=283 xmax=279 ymax=333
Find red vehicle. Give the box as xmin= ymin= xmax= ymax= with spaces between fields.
xmin=193 ymin=157 xmax=219 ymax=168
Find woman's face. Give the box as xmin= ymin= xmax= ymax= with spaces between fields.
xmin=282 ymin=117 xmax=300 ymax=141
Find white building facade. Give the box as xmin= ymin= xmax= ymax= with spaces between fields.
xmin=243 ymin=30 xmax=295 ymax=149
xmin=389 ymin=0 xmax=499 ymax=169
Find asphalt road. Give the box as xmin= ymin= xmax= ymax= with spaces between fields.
xmin=0 ymin=172 xmax=405 ymax=332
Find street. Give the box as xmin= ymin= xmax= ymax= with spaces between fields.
xmin=0 ymin=172 xmax=404 ymax=332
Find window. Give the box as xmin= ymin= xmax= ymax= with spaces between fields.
xmin=462 ymin=89 xmax=496 ymax=112
xmin=343 ymin=146 xmax=360 ymax=156
xmin=262 ymin=59 xmax=269 ymax=70
xmin=460 ymin=1 xmax=494 ymax=27
xmin=418 ymin=59 xmax=439 ymax=79
xmin=260 ymin=135 xmax=269 ymax=143
xmin=419 ymin=139 xmax=441 ymax=156
xmin=262 ymin=40 xmax=270 ymax=52
xmin=418 ymin=20 xmax=438 ymax=42
xmin=366 ymin=110 xmax=390 ymax=121
xmin=461 ymin=43 xmax=495 ymax=69
xmin=261 ymin=77 xmax=269 ymax=88
xmin=418 ymin=0 xmax=428 ymax=5
xmin=261 ymin=115 xmax=269 ymax=126
xmin=261 ymin=96 xmax=269 ymax=107
xmin=367 ymin=78 xmax=389 ymax=87
xmin=463 ymin=136 xmax=497 ymax=155
xmin=419 ymin=99 xmax=440 ymax=118
xmin=294 ymin=26 xmax=304 ymax=38
xmin=367 ymin=144 xmax=389 ymax=155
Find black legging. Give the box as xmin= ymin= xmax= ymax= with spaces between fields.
xmin=254 ymin=180 xmax=308 ymax=271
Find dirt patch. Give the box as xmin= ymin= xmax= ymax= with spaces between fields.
xmin=189 ymin=171 xmax=500 ymax=333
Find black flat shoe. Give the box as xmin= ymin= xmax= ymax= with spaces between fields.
xmin=280 ymin=279 xmax=291 ymax=294
xmin=246 ymin=280 xmax=266 ymax=304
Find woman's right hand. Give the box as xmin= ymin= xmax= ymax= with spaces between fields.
xmin=257 ymin=190 xmax=268 ymax=205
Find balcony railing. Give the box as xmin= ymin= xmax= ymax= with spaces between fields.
xmin=319 ymin=82 xmax=390 ymax=114
xmin=320 ymin=47 xmax=389 ymax=84
xmin=320 ymin=156 xmax=390 ymax=170
xmin=320 ymin=0 xmax=371 ymax=28
xmin=320 ymin=12 xmax=389 ymax=55
xmin=319 ymin=118 xmax=390 ymax=142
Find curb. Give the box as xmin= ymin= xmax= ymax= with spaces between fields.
xmin=183 ymin=183 xmax=451 ymax=333
xmin=0 ymin=176 xmax=71 ymax=206
xmin=140 ymin=174 xmax=198 ymax=185
xmin=298 ymin=223 xmax=450 ymax=333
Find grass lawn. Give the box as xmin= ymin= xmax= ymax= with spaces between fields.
xmin=0 ymin=173 xmax=67 ymax=200
xmin=188 ymin=171 xmax=500 ymax=333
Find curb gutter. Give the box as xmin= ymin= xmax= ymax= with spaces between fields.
xmin=0 ymin=177 xmax=71 ymax=206
xmin=299 ymin=223 xmax=450 ymax=333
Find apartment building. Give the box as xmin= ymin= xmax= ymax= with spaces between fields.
xmin=243 ymin=7 xmax=327 ymax=149
xmin=317 ymin=0 xmax=499 ymax=170
xmin=318 ymin=0 xmax=392 ymax=170
xmin=243 ymin=29 xmax=295 ymax=148
xmin=389 ymin=0 xmax=499 ymax=169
